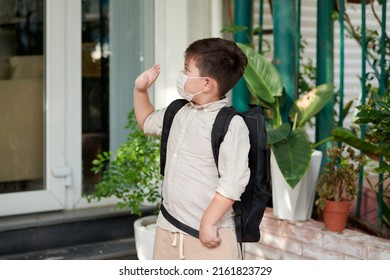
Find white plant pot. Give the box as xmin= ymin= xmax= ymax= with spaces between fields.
xmin=133 ymin=215 xmax=157 ymax=260
xmin=271 ymin=150 xmax=323 ymax=221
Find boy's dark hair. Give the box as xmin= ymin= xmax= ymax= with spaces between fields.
xmin=184 ymin=38 xmax=248 ymax=95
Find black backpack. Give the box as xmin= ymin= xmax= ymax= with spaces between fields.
xmin=159 ymin=99 xmax=271 ymax=245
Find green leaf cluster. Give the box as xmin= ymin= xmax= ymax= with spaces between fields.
xmin=237 ymin=43 xmax=333 ymax=188
xmin=330 ymin=8 xmax=390 ymax=228
xmin=86 ymin=111 xmax=162 ymax=216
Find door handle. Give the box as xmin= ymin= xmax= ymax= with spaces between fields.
xmin=52 ymin=166 xmax=72 ymax=187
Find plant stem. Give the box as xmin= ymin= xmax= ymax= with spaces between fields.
xmin=292 ymin=112 xmax=298 ymax=131
xmin=312 ymin=136 xmax=333 ymax=149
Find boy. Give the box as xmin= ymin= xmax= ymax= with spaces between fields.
xmin=133 ymin=38 xmax=250 ymax=260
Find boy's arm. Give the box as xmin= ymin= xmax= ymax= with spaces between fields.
xmin=200 ymin=116 xmax=250 ymax=248
xmin=199 ymin=193 xmax=235 ymax=248
xmin=133 ymin=64 xmax=160 ymax=131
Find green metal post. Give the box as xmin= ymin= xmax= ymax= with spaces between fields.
xmin=232 ymin=0 xmax=252 ymax=112
xmin=296 ymin=0 xmax=301 ymax=79
xmin=338 ymin=0 xmax=345 ymax=128
xmin=315 ymin=0 xmax=334 ymax=158
xmin=273 ymin=0 xmax=297 ymax=123
xmin=377 ymin=0 xmax=387 ymax=228
xmin=356 ymin=0 xmax=367 ymax=219
xmin=379 ymin=0 xmax=387 ymax=98
xmin=258 ymin=0 xmax=264 ymax=53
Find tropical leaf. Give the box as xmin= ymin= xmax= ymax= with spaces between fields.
xmin=267 ymin=123 xmax=291 ymax=145
xmin=332 ymin=127 xmax=386 ymax=160
xmin=342 ymin=99 xmax=355 ymax=123
xmin=221 ymin=25 xmax=248 ymax=34
xmin=237 ymin=43 xmax=283 ymax=104
xmin=272 ymin=129 xmax=312 ymax=188
xmin=289 ymin=83 xmax=334 ymax=127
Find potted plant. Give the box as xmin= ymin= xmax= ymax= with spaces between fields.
xmin=237 ymin=43 xmax=333 ymax=220
xmin=332 ymin=96 xmax=390 ymax=229
xmin=330 ymin=5 xmax=390 ymax=232
xmin=315 ymin=144 xmax=365 ymax=232
xmin=86 ymin=110 xmax=162 ymax=260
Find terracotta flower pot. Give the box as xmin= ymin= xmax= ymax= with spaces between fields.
xmin=323 ymin=200 xmax=351 ymax=232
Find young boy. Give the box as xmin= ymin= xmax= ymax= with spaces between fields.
xmin=133 ymin=38 xmax=250 ymax=260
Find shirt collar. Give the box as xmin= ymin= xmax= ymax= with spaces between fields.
xmin=189 ymin=97 xmax=229 ymax=111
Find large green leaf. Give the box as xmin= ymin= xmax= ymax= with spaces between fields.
xmin=332 ymin=127 xmax=386 ymax=159
xmin=237 ymin=43 xmax=283 ymax=104
xmin=267 ymin=123 xmax=291 ymax=145
xmin=272 ymin=129 xmax=312 ymax=189
xmin=289 ymin=83 xmax=334 ymax=127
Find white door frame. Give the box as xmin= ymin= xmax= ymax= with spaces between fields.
xmin=0 ymin=0 xmax=81 ymax=216
xmin=63 ymin=0 xmax=82 ymax=210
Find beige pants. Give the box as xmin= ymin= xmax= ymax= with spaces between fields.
xmin=153 ymin=226 xmax=241 ymax=260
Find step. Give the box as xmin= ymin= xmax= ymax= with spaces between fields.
xmin=0 ymin=206 xmax=154 ymax=257
xmin=1 ymin=238 xmax=138 ymax=260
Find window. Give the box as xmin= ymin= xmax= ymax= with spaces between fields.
xmin=0 ymin=0 xmax=45 ymax=194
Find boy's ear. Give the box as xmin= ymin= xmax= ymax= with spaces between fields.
xmin=203 ymin=77 xmax=217 ymax=93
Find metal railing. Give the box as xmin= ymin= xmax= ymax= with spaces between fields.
xmin=338 ymin=0 xmax=388 ymax=233
xmin=233 ymin=0 xmax=389 ymax=236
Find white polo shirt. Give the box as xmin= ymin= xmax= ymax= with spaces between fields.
xmin=144 ymin=98 xmax=250 ymax=233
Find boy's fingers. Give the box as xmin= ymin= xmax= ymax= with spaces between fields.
xmin=151 ymin=63 xmax=160 ymax=74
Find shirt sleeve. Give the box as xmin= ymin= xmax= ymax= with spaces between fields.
xmin=216 ymin=115 xmax=251 ymax=201
xmin=143 ymin=107 xmax=166 ymax=136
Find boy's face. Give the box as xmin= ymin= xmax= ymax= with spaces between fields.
xmin=182 ymin=59 xmax=206 ymax=95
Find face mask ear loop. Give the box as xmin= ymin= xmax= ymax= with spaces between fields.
xmin=176 ymin=70 xmax=208 ymax=102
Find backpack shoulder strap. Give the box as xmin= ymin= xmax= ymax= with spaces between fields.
xmin=212 ymin=106 xmax=245 ymax=253
xmin=160 ymin=99 xmax=188 ymax=176
xmin=211 ymin=106 xmax=240 ymax=176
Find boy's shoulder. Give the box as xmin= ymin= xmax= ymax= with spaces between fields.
xmin=215 ymin=106 xmax=248 ymax=130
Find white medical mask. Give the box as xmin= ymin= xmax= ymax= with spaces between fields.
xmin=176 ymin=71 xmax=205 ymax=102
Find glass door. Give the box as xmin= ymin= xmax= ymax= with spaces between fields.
xmin=81 ymin=0 xmax=110 ymax=194
xmin=0 ymin=0 xmax=68 ymax=216
xmin=80 ymin=0 xmax=154 ymax=197
xmin=0 ymin=0 xmax=156 ymax=215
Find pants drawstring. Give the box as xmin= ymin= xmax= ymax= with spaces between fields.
xmin=171 ymin=232 xmax=177 ymax=246
xmin=171 ymin=232 xmax=185 ymax=259
xmin=179 ymin=232 xmax=184 ymax=260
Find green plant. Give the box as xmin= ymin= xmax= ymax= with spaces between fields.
xmin=237 ymin=43 xmax=334 ymax=188
xmin=330 ymin=4 xmax=390 ymax=227
xmin=315 ymin=144 xmax=365 ymax=212
xmin=333 ymin=92 xmax=390 ymax=227
xmin=356 ymin=92 xmax=390 ymax=180
xmin=86 ymin=111 xmax=162 ymax=216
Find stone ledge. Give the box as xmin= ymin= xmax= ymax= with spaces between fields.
xmin=244 ymin=208 xmax=390 ymax=260
xmin=1 ymin=238 xmax=137 ymax=260
xmin=0 ymin=207 xmax=154 ymax=257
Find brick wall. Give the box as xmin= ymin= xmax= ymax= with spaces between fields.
xmin=244 ymin=208 xmax=390 ymax=260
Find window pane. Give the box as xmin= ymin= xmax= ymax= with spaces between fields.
xmin=0 ymin=0 xmax=45 ymax=193
xmin=81 ymin=0 xmax=110 ymax=194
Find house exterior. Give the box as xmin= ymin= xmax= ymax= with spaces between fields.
xmin=0 ymin=0 xmax=389 ymax=259
xmin=0 ymin=0 xmax=224 ymax=218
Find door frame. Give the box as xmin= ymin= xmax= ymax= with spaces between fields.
xmin=0 ymin=0 xmax=82 ymax=216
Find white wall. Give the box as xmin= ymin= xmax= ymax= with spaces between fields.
xmin=254 ymin=0 xmax=390 ymax=142
xmin=154 ymin=0 xmax=223 ymax=109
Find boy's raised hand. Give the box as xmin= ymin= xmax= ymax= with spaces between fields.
xmin=134 ymin=63 xmax=160 ymax=92
xmin=133 ymin=64 xmax=160 ymax=130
